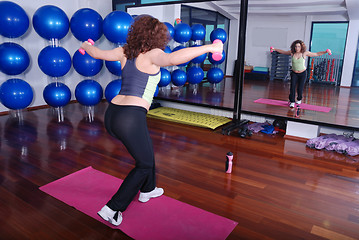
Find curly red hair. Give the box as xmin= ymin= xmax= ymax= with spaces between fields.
xmin=290 ymin=40 xmax=306 ymax=54
xmin=123 ymin=15 xmax=170 ymax=59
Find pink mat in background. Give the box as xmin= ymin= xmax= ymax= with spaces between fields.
xmin=254 ymin=98 xmax=332 ymax=113
xmin=40 ymin=167 xmax=238 ymax=240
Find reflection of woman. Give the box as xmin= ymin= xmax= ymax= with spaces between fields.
xmin=272 ymin=40 xmax=331 ymax=108
xmin=80 ymin=15 xmax=223 ymax=226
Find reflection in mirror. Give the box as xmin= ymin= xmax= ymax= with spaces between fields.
xmin=123 ymin=1 xmax=359 ymax=129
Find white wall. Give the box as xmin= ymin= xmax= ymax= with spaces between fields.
xmin=0 ymin=0 xmax=113 ymax=113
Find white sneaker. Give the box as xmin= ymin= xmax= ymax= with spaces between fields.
xmin=97 ymin=205 xmax=123 ymax=226
xmin=138 ymin=187 xmax=164 ymax=203
xmin=289 ymin=102 xmax=295 ymax=108
xmin=296 ymin=100 xmax=302 ymax=104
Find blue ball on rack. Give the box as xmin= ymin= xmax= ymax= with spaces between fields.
xmin=0 ymin=78 xmax=33 ymax=110
xmin=73 ymin=50 xmax=103 ymax=77
xmin=191 ymin=45 xmax=207 ymax=64
xmin=0 ymin=1 xmax=29 ymax=38
xmin=33 ymin=5 xmax=69 ymax=40
xmin=70 ymin=8 xmax=103 ymax=42
xmin=158 ymin=68 xmax=171 ymax=87
xmin=191 ymin=24 xmax=206 ymax=41
xmin=0 ymin=42 xmax=30 ymax=75
xmin=164 ymin=22 xmax=174 ymax=39
xmin=208 ymin=50 xmax=226 ymax=65
xmin=171 ymin=69 xmax=187 ymax=86
xmin=207 ymin=67 xmax=224 ymax=84
xmin=43 ymin=82 xmax=71 ymax=108
xmin=75 ymin=80 xmax=103 ymax=106
xmin=103 ymin=11 xmax=133 ymax=45
xmin=105 ymin=60 xmax=122 ymax=76
xmin=38 ymin=46 xmax=71 ymax=77
xmin=187 ymin=66 xmax=204 ymax=84
xmin=174 ymin=23 xmax=192 ymax=43
xmin=105 ymin=79 xmax=122 ymax=102
xmin=210 ymin=28 xmax=227 ymax=44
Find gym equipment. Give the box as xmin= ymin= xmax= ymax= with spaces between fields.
xmin=207 ymin=67 xmax=224 ymax=84
xmin=70 ymin=8 xmax=103 ymax=42
xmin=270 ymin=51 xmax=291 ymax=81
xmin=103 ymin=11 xmax=133 ymax=45
xmin=164 ymin=46 xmax=172 ymax=54
xmin=79 ymin=39 xmax=94 ymax=55
xmin=105 ymin=79 xmax=122 ymax=102
xmin=75 ymin=80 xmax=103 ymax=106
xmin=33 ymin=5 xmax=69 ymax=40
xmin=73 ymin=50 xmax=103 ymax=77
xmin=186 ymin=66 xmax=204 ymax=84
xmin=0 ymin=1 xmax=29 ymax=38
xmin=210 ymin=39 xmax=224 ymax=62
xmin=158 ymin=68 xmax=171 ymax=87
xmin=174 ymin=23 xmax=192 ymax=43
xmin=210 ymin=28 xmax=227 ymax=43
xmin=105 ymin=60 xmax=122 ymax=76
xmin=164 ymin=22 xmax=174 ymax=39
xmin=38 ymin=46 xmax=71 ymax=77
xmin=191 ymin=24 xmax=205 ymax=41
xmin=0 ymin=42 xmax=30 ymax=75
xmin=43 ymin=82 xmax=71 ymax=108
xmin=225 ymin=152 xmax=233 ymax=173
xmin=0 ymin=78 xmax=33 ymax=110
xmin=270 ymin=46 xmax=274 ymax=53
xmin=171 ymin=69 xmax=187 ymax=86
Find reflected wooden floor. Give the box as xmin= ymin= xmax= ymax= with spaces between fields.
xmin=156 ymin=78 xmax=359 ymax=128
xmin=0 ymin=101 xmax=359 ymax=239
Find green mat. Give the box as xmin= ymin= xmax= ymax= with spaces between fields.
xmin=148 ymin=107 xmax=231 ymax=130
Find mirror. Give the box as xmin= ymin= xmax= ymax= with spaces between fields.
xmin=123 ymin=0 xmax=358 ymax=129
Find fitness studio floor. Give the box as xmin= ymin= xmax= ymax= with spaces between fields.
xmin=156 ymin=77 xmax=359 ymax=128
xmin=0 ymin=100 xmax=359 ymax=239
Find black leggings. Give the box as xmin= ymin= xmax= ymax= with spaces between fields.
xmin=289 ymin=70 xmax=307 ymax=103
xmin=104 ymin=103 xmax=156 ymax=212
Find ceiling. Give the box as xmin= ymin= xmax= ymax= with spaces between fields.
xmin=209 ymin=0 xmax=348 ymax=19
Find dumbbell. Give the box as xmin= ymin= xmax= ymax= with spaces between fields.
xmin=212 ymin=39 xmax=223 ymax=61
xmin=79 ymin=39 xmax=94 ymax=55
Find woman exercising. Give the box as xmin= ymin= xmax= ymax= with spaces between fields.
xmin=80 ymin=15 xmax=223 ymax=226
xmin=271 ymin=40 xmax=331 ymax=108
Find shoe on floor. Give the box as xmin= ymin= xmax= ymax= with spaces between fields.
xmin=138 ymin=187 xmax=164 ymax=203
xmin=97 ymin=205 xmax=123 ymax=226
xmin=289 ymin=102 xmax=295 ymax=108
xmin=296 ymin=100 xmax=302 ymax=104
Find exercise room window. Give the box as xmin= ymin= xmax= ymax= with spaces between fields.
xmin=352 ymin=36 xmax=359 ymax=87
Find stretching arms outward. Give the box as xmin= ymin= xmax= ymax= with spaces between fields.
xmin=271 ymin=47 xmax=331 ymax=57
xmin=80 ymin=41 xmax=223 ymax=68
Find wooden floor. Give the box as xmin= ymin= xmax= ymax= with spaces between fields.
xmin=1 ymin=101 xmax=359 ymax=239
xmin=156 ymin=77 xmax=359 ymax=129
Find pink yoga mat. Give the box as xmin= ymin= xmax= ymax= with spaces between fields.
xmin=254 ymin=98 xmax=331 ymax=112
xmin=40 ymin=167 xmax=237 ymax=240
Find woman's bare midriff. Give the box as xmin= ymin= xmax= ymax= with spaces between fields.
xmin=293 ymin=68 xmax=306 ymax=74
xmin=111 ymin=95 xmax=150 ymax=111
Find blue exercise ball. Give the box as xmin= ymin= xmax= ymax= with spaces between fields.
xmin=191 ymin=24 xmax=205 ymax=41
xmin=73 ymin=50 xmax=103 ymax=77
xmin=0 ymin=1 xmax=29 ymax=38
xmin=164 ymin=46 xmax=172 ymax=54
xmin=172 ymin=45 xmax=189 ymax=67
xmin=210 ymin=28 xmax=227 ymax=43
xmin=105 ymin=79 xmax=122 ymax=102
xmin=33 ymin=5 xmax=69 ymax=40
xmin=0 ymin=78 xmax=33 ymax=110
xmin=187 ymin=66 xmax=204 ymax=84
xmin=208 ymin=50 xmax=226 ymax=64
xmin=154 ymin=85 xmax=159 ymax=97
xmin=191 ymin=45 xmax=207 ymax=64
xmin=174 ymin=23 xmax=192 ymax=43
xmin=75 ymin=80 xmax=103 ymax=106
xmin=43 ymin=82 xmax=71 ymax=108
xmin=103 ymin=11 xmax=133 ymax=45
xmin=158 ymin=68 xmax=171 ymax=87
xmin=164 ymin=22 xmax=174 ymax=39
xmin=0 ymin=42 xmax=30 ymax=75
xmin=207 ymin=67 xmax=224 ymax=84
xmin=38 ymin=46 xmax=71 ymax=77
xmin=70 ymin=8 xmax=103 ymax=42
xmin=171 ymin=69 xmax=187 ymax=86
xmin=105 ymin=60 xmax=122 ymax=76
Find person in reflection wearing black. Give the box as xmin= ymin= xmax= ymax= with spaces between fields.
xmin=271 ymin=40 xmax=331 ymax=108
xmin=80 ymin=15 xmax=223 ymax=226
